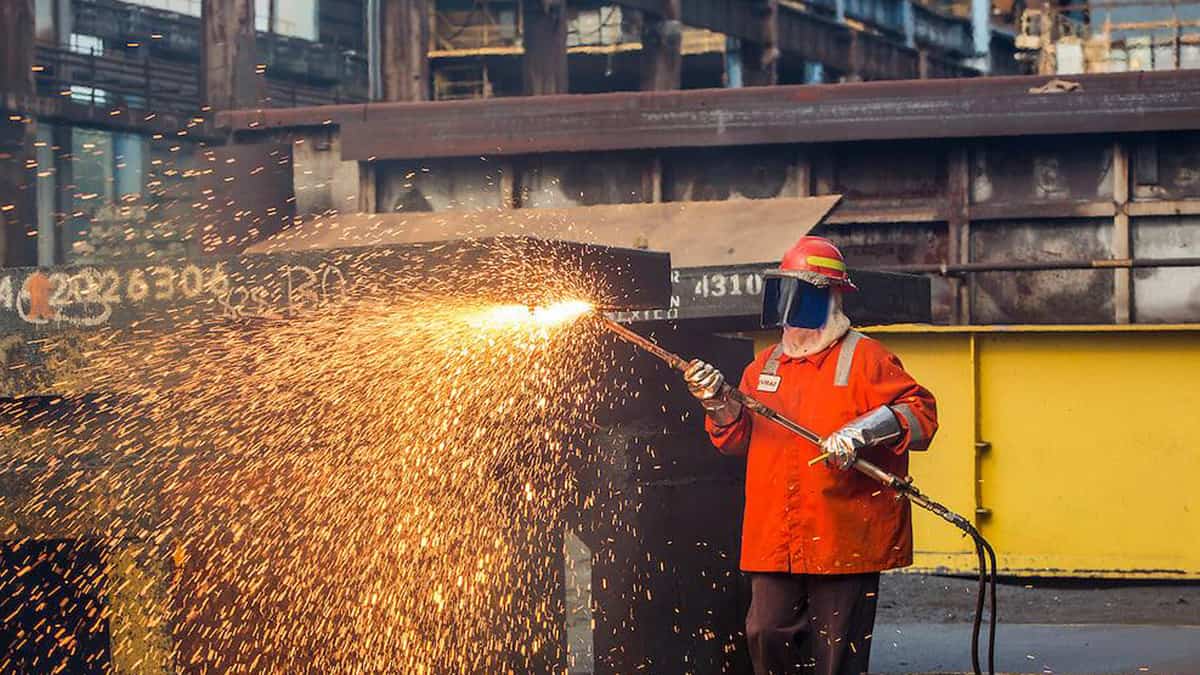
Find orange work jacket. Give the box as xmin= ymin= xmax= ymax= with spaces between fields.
xmin=706 ymin=331 xmax=937 ymax=575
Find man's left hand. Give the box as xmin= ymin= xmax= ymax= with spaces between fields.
xmin=820 ymin=405 xmax=904 ymax=471
xmin=821 ymin=431 xmax=859 ymax=470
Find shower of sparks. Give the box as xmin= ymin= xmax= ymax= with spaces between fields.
xmin=0 ymin=266 xmax=633 ymax=672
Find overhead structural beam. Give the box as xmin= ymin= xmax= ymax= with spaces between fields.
xmin=523 ymin=0 xmax=569 ymax=95
xmin=201 ymin=0 xmax=261 ymax=111
xmin=377 ymin=0 xmax=430 ymax=101
xmin=639 ymin=0 xmax=683 ymax=91
xmin=279 ymin=71 xmax=1200 ymax=161
xmin=616 ymin=0 xmax=973 ymax=80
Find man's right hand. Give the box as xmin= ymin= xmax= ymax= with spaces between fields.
xmin=684 ymin=359 xmax=726 ymax=400
xmin=685 ymin=359 xmax=744 ymax=427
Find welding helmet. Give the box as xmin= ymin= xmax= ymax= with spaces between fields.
xmin=761 ymin=236 xmax=857 ymax=329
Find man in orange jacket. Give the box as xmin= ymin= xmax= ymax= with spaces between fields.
xmin=683 ymin=236 xmax=938 ymax=675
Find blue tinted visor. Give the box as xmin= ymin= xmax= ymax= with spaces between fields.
xmin=761 ymin=277 xmax=830 ymax=329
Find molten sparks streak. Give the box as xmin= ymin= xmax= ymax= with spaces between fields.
xmin=1 ymin=277 xmax=618 ymax=673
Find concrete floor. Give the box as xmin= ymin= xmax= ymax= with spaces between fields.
xmin=869 ymin=574 xmax=1200 ymax=674
xmin=870 ymin=623 xmax=1200 ymax=674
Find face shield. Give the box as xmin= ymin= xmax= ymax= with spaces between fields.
xmin=761 ymin=276 xmax=831 ymax=329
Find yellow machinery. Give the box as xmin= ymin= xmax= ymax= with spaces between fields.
xmin=756 ymin=324 xmax=1200 ymax=579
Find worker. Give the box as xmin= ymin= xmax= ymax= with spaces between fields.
xmin=684 ymin=236 xmax=937 ymax=675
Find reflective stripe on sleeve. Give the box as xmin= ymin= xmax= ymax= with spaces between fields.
xmin=892 ymin=403 xmax=924 ymax=446
xmin=833 ymin=331 xmax=863 ymax=387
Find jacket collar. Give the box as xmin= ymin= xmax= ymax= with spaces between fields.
xmin=778 ymin=334 xmax=844 ymax=368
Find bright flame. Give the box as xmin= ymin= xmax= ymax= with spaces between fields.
xmin=472 ymin=300 xmax=594 ymax=330
xmin=531 ymin=300 xmax=594 ymax=326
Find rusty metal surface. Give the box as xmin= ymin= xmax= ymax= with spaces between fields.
xmin=816 ymin=222 xmax=953 ymax=323
xmin=520 ymin=153 xmax=651 ymax=207
xmin=213 ymin=71 xmax=1200 ymax=161
xmin=244 ymin=197 xmax=842 ymax=268
xmin=873 ymin=256 xmax=1200 ymax=273
xmin=662 ymin=146 xmax=798 ymax=201
xmin=192 ymin=143 xmax=297 ymax=255
xmin=971 ymin=138 xmax=1114 ymax=206
xmin=971 ymin=219 xmax=1115 ymax=324
xmin=606 ymin=264 xmax=931 ymax=327
xmin=376 ymin=158 xmax=506 ymax=213
xmin=832 ymin=140 xmax=947 ymax=203
xmin=579 ymin=329 xmax=753 ymax=674
xmin=0 ymin=237 xmax=671 ymax=338
xmin=1137 ymin=132 xmax=1200 ymax=201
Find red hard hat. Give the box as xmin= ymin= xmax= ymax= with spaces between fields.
xmin=767 ymin=236 xmax=857 ymax=291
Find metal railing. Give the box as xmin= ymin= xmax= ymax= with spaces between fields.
xmin=33 ymin=42 xmax=367 ymax=118
xmin=34 ymin=43 xmax=199 ymax=117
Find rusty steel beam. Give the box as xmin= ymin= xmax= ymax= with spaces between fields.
xmin=214 ymin=71 xmax=1200 ymax=161
xmin=0 ymin=237 xmax=671 ymax=338
xmin=876 ymin=256 xmax=1200 ymax=275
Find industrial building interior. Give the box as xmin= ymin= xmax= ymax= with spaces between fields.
xmin=1 ymin=0 xmax=1199 ymax=673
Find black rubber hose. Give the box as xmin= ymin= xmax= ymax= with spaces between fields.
xmin=971 ymin=539 xmax=986 ymax=675
xmin=985 ymin=539 xmax=999 ymax=675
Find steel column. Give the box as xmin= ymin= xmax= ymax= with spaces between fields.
xmin=522 ymin=0 xmax=569 ymax=95
xmin=1112 ymin=142 xmax=1132 ymax=323
xmin=0 ymin=0 xmax=37 ymax=268
xmin=201 ymin=0 xmax=261 ymax=111
xmin=377 ymin=0 xmax=430 ymax=101
xmin=639 ymin=0 xmax=684 ymax=91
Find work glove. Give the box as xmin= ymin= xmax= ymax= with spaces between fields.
xmin=684 ymin=359 xmax=724 ymax=400
xmin=821 ymin=405 xmax=903 ymax=470
xmin=684 ymin=359 xmax=743 ymax=426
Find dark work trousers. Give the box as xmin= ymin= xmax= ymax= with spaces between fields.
xmin=746 ymin=572 xmax=881 ymax=675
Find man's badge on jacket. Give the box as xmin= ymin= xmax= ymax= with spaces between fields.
xmin=757 ymin=373 xmax=781 ymax=392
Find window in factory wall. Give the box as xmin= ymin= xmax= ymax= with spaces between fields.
xmin=64 ymin=35 xmax=113 ymax=108
xmin=62 ymin=129 xmax=198 ymax=265
xmin=34 ymin=0 xmax=58 ymax=42
xmin=127 ymin=0 xmax=202 ymax=15
xmin=255 ymin=0 xmax=319 ymax=40
xmin=563 ymin=529 xmax=595 ymax=675
xmin=124 ymin=0 xmax=318 ymax=40
xmin=1133 ymin=216 xmax=1200 ymax=323
xmin=66 ymin=128 xmax=116 ymax=263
